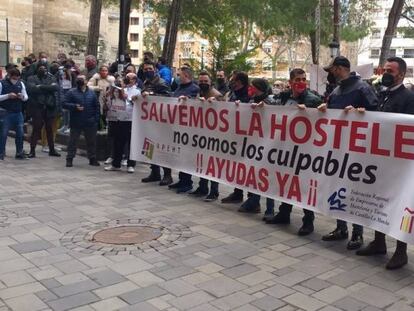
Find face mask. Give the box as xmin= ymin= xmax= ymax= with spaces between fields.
xmin=40 ymin=58 xmax=47 ymax=64
xmin=175 ymin=77 xmax=181 ymax=85
xmin=382 ymin=73 xmax=395 ymax=87
xmin=292 ymin=82 xmax=307 ymax=94
xmin=229 ymin=81 xmax=235 ymax=91
xmin=272 ymin=87 xmax=281 ymax=95
xmin=144 ymin=71 xmax=155 ymax=80
xmin=217 ymin=78 xmax=225 ymax=85
xmin=10 ymin=79 xmax=18 ymax=85
xmin=327 ymin=72 xmax=336 ymax=84
xmin=76 ymin=79 xmax=85 ymax=88
xmin=37 ymin=69 xmax=46 ymax=77
xmin=124 ymin=78 xmax=131 ymax=85
xmin=199 ymin=83 xmax=210 ymax=92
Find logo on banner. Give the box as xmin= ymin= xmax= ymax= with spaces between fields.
xmin=400 ymin=208 xmax=414 ymax=234
xmin=328 ymin=188 xmax=347 ymax=212
xmin=141 ymin=137 xmax=155 ymax=160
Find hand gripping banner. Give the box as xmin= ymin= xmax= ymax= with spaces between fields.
xmin=131 ymin=96 xmax=414 ymax=245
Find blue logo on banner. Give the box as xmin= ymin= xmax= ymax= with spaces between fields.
xmin=328 ymin=188 xmax=347 ymax=212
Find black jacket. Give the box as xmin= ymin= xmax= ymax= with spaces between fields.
xmin=379 ymin=84 xmax=414 ymax=115
xmin=328 ymin=73 xmax=378 ymax=111
xmin=63 ymin=87 xmax=100 ymax=129
xmin=142 ymin=76 xmax=171 ymax=96
xmin=26 ymin=73 xmax=59 ymax=118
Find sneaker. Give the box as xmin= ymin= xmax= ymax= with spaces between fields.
xmin=104 ymin=157 xmax=113 ymax=165
xmin=15 ymin=153 xmax=28 ymax=160
xmin=121 ymin=159 xmax=128 ymax=166
xmin=104 ymin=166 xmax=121 ymax=171
xmin=346 ymin=234 xmax=363 ymax=250
xmin=54 ymin=146 xmax=62 ymax=152
xmin=238 ymin=199 xmax=261 ymax=214
xmin=42 ymin=146 xmax=49 ymax=153
xmin=63 ymin=128 xmax=70 ymax=135
xmin=204 ymin=193 xmax=218 ymax=202
xmin=322 ymin=228 xmax=349 ymax=241
xmin=127 ymin=166 xmax=135 ymax=173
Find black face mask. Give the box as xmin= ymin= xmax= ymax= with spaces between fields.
xmin=37 ymin=69 xmax=47 ymax=77
xmin=327 ymin=72 xmax=336 ymax=84
xmin=199 ymin=83 xmax=210 ymax=92
xmin=217 ymin=78 xmax=225 ymax=85
xmin=76 ymin=79 xmax=85 ymax=88
xmin=124 ymin=78 xmax=131 ymax=85
xmin=382 ymin=73 xmax=395 ymax=87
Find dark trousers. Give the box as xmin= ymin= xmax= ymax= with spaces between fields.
xmin=151 ymin=165 xmax=171 ymax=177
xmin=0 ymin=112 xmax=24 ymax=158
xmin=30 ymin=109 xmax=55 ymax=151
xmin=66 ymin=126 xmax=97 ymax=160
xmin=337 ymin=220 xmax=363 ymax=235
xmin=278 ymin=202 xmax=315 ymax=224
xmin=111 ymin=121 xmax=135 ymax=168
xmin=178 ymin=172 xmax=192 ymax=186
xmin=199 ymin=178 xmax=219 ymax=195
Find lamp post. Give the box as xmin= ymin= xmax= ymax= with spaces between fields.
xmin=329 ymin=0 xmax=340 ymax=58
xmin=201 ymin=45 xmax=205 ymax=70
xmin=328 ymin=40 xmax=340 ymax=58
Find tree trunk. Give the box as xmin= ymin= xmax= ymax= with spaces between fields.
xmin=379 ymin=0 xmax=404 ymax=67
xmin=86 ymin=0 xmax=103 ymax=57
xmin=162 ymin=0 xmax=183 ymax=67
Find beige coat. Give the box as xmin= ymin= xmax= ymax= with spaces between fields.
xmin=87 ymin=73 xmax=115 ymax=113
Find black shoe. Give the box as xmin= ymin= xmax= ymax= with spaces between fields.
xmin=159 ymin=175 xmax=173 ymax=186
xmin=221 ymin=192 xmax=243 ymax=204
xmin=204 ymin=193 xmax=219 ymax=202
xmin=322 ymin=228 xmax=349 ymax=241
xmin=15 ymin=153 xmax=28 ymax=160
xmin=265 ymin=213 xmax=290 ymax=224
xmin=49 ymin=150 xmax=61 ymax=157
xmin=142 ymin=173 xmax=161 ymax=183
xmin=28 ymin=151 xmax=36 ymax=158
xmin=189 ymin=187 xmax=208 ymax=197
xmin=238 ymin=200 xmax=261 ymax=214
xmin=386 ymin=252 xmax=408 ymax=270
xmin=169 ymin=182 xmax=183 ymax=189
xmin=356 ymin=241 xmax=387 ymax=256
xmin=176 ymin=185 xmax=193 ymax=194
xmin=66 ymin=159 xmax=73 ymax=167
xmin=347 ymin=234 xmax=363 ymax=250
xmin=89 ymin=158 xmax=100 ymax=166
xmin=262 ymin=212 xmax=274 ymax=222
xmin=298 ymin=223 xmax=314 ymax=236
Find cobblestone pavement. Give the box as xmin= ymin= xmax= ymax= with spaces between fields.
xmin=0 ymin=142 xmax=414 ymax=311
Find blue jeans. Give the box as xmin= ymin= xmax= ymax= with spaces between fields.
xmin=0 ymin=112 xmax=24 ymax=158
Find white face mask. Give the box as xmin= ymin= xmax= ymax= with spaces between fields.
xmin=40 ymin=58 xmax=47 ymax=63
xmin=10 ymin=79 xmax=18 ymax=85
xmin=272 ymin=87 xmax=281 ymax=95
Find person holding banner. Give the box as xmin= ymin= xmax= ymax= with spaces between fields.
xmin=264 ymin=68 xmax=322 ymax=235
xmin=356 ymin=57 xmax=414 ymax=269
xmin=319 ymin=56 xmax=378 ymax=250
xmin=168 ymin=66 xmax=200 ymax=193
xmin=140 ymin=61 xmax=173 ymax=185
xmin=221 ymin=71 xmax=251 ymax=205
xmin=104 ymin=73 xmax=139 ymax=173
xmin=189 ymin=70 xmax=224 ymax=202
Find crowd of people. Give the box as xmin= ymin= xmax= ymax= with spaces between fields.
xmin=0 ymin=50 xmax=413 ymax=270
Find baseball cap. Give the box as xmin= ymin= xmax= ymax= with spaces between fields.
xmin=323 ymin=56 xmax=351 ymax=72
xmin=5 ymin=63 xmax=17 ymax=71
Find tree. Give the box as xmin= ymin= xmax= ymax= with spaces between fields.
xmin=143 ymin=20 xmax=163 ymax=57
xmin=379 ymin=0 xmax=405 ymax=67
xmin=162 ymin=0 xmax=183 ymax=66
xmin=86 ymin=0 xmax=103 ymax=56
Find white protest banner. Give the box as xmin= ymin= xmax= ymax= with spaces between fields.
xmin=131 ymin=96 xmax=414 ymax=245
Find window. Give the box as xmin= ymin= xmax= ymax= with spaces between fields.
xmin=130 ymin=17 xmax=139 ymax=25
xmin=371 ymin=29 xmax=381 ymax=39
xmin=370 ymin=49 xmax=380 ymax=58
xmin=407 ymin=68 xmax=414 ymax=78
xmin=130 ymin=33 xmax=139 ymax=42
xmin=389 ymin=49 xmax=397 ymax=57
xmin=404 ymin=49 xmax=414 ymax=58
xmin=131 ymin=49 xmax=139 ymax=58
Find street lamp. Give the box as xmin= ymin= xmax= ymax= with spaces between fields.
xmin=201 ymin=45 xmax=205 ymax=70
xmin=328 ymin=40 xmax=340 ymax=58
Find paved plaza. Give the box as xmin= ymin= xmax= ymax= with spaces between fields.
xmin=0 ymin=141 xmax=414 ymax=311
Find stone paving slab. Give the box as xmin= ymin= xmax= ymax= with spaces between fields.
xmin=0 ymin=141 xmax=414 ymax=310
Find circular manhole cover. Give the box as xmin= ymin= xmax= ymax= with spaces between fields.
xmin=93 ymin=226 xmax=162 ymax=245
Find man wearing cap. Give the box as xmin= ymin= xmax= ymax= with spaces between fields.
xmin=319 ymin=56 xmax=378 ymax=250
xmin=0 ymin=68 xmax=28 ymax=160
